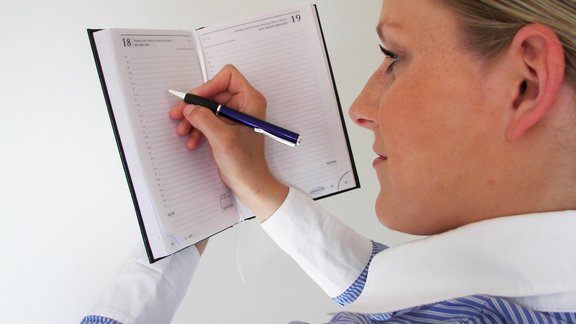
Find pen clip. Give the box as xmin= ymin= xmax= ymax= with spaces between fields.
xmin=254 ymin=128 xmax=297 ymax=147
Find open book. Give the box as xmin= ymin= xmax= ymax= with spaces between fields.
xmin=88 ymin=4 xmax=358 ymax=263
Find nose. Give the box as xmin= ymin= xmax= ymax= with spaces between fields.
xmin=349 ymin=71 xmax=380 ymax=130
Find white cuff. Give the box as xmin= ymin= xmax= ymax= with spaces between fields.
xmin=88 ymin=244 xmax=200 ymax=324
xmin=261 ymin=187 xmax=372 ymax=297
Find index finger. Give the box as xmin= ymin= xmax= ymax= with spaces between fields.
xmin=193 ymin=64 xmax=248 ymax=98
xmin=192 ymin=65 xmax=266 ymax=117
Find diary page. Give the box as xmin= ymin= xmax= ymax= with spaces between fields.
xmin=196 ymin=5 xmax=358 ymax=205
xmin=94 ymin=29 xmax=239 ymax=259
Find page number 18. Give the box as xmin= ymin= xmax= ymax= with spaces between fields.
xmin=122 ymin=38 xmax=132 ymax=47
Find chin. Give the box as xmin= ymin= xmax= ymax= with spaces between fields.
xmin=375 ymin=199 xmax=443 ymax=236
xmin=375 ymin=201 xmax=410 ymax=233
xmin=377 ymin=208 xmax=462 ymax=236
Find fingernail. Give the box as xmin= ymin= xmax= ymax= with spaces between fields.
xmin=183 ymin=104 xmax=196 ymax=116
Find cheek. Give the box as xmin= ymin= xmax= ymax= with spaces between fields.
xmin=372 ymin=74 xmax=491 ymax=234
xmin=377 ymin=80 xmax=437 ymax=159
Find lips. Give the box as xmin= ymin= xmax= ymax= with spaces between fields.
xmin=373 ymin=143 xmax=388 ymax=166
xmin=373 ymin=155 xmax=387 ymax=167
xmin=373 ymin=149 xmax=388 ymax=167
xmin=373 ymin=146 xmax=388 ymax=160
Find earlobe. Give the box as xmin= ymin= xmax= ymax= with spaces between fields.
xmin=506 ymin=24 xmax=565 ymax=142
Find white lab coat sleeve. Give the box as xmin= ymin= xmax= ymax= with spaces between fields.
xmin=260 ymin=187 xmax=373 ymax=298
xmin=87 ymin=244 xmax=200 ymax=324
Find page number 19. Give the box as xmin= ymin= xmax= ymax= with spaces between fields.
xmin=291 ymin=14 xmax=302 ymax=23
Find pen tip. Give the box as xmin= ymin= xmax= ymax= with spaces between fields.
xmin=168 ymin=89 xmax=185 ymax=99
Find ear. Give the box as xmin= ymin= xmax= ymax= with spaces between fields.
xmin=506 ymin=23 xmax=565 ymax=141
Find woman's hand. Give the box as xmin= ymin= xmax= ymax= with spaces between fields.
xmin=195 ymin=239 xmax=208 ymax=255
xmin=169 ymin=65 xmax=288 ymax=221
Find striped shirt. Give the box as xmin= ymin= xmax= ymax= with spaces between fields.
xmin=81 ymin=242 xmax=576 ymax=323
xmin=327 ymin=242 xmax=576 ymax=323
xmin=329 ymin=295 xmax=576 ymax=323
xmin=81 ymin=316 xmax=120 ymax=324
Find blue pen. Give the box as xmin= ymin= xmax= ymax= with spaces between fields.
xmin=168 ymin=90 xmax=301 ymax=147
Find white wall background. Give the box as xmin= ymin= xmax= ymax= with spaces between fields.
xmin=0 ymin=1 xmax=418 ymax=323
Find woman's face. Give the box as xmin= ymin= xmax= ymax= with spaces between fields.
xmin=350 ymin=0 xmax=512 ymax=235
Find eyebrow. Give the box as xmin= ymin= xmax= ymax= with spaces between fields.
xmin=376 ymin=20 xmax=403 ymax=42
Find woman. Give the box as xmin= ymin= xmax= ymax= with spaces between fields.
xmin=83 ymin=0 xmax=576 ymax=323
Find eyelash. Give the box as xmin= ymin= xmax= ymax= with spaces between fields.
xmin=379 ymin=45 xmax=399 ymax=74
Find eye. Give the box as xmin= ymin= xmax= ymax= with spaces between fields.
xmin=379 ymin=45 xmax=399 ymax=74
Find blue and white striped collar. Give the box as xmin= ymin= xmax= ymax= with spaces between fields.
xmin=346 ymin=210 xmax=576 ymax=314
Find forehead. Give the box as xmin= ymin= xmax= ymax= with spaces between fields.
xmin=377 ymin=0 xmax=459 ymax=43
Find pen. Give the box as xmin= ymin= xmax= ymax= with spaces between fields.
xmin=168 ymin=90 xmax=301 ymax=147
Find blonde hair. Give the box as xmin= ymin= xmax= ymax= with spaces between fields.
xmin=441 ymin=0 xmax=576 ymax=85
